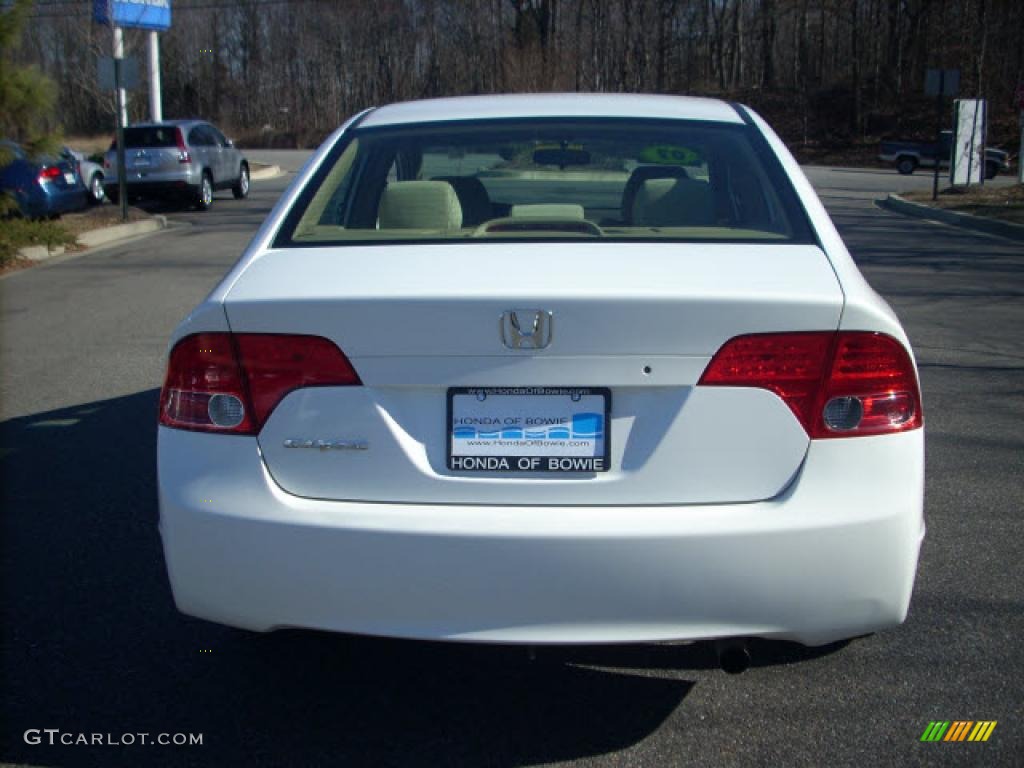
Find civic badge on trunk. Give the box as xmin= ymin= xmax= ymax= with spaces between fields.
xmin=501 ymin=310 xmax=553 ymax=350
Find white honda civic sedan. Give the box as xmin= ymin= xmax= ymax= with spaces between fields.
xmin=158 ymin=94 xmax=924 ymax=655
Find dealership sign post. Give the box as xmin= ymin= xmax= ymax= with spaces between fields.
xmin=1015 ymin=83 xmax=1024 ymax=184
xmin=94 ymin=1 xmax=172 ymax=220
xmin=924 ymin=68 xmax=960 ymax=201
xmin=94 ymin=1 xmax=171 ymax=123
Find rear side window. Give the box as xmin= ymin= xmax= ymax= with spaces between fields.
xmin=123 ymin=127 xmax=179 ymax=148
xmin=189 ymin=126 xmax=218 ymax=147
xmin=278 ymin=118 xmax=814 ymax=247
xmin=208 ymin=125 xmax=228 ymax=147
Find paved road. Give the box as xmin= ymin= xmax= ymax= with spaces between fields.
xmin=1 ymin=161 xmax=1021 ymax=767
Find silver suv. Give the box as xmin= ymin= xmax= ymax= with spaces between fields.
xmin=103 ymin=120 xmax=249 ymax=211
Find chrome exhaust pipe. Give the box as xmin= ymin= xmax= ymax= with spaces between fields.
xmin=715 ymin=640 xmax=751 ymax=674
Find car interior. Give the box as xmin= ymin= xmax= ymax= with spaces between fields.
xmin=286 ymin=122 xmax=799 ymax=244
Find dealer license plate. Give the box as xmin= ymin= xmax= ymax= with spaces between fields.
xmin=447 ymin=387 xmax=611 ymax=473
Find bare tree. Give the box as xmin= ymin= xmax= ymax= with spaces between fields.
xmin=12 ymin=0 xmax=1022 ymax=152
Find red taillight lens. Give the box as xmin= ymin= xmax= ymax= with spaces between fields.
xmin=159 ymin=333 xmax=255 ymax=433
xmin=697 ymin=332 xmax=832 ymax=432
xmin=813 ymin=332 xmax=922 ymax=436
xmin=698 ymin=331 xmax=922 ymax=438
xmin=159 ymin=333 xmax=360 ymax=434
xmin=234 ymin=334 xmax=361 ymax=425
xmin=175 ymin=127 xmax=191 ymax=163
xmin=38 ymin=166 xmax=62 ymax=182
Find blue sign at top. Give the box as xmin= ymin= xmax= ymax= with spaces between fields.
xmin=94 ymin=0 xmax=172 ymax=31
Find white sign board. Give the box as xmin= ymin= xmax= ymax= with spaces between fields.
xmin=951 ymin=99 xmax=986 ymax=186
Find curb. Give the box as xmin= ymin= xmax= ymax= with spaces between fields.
xmin=78 ymin=215 xmax=168 ymax=248
xmin=249 ymin=164 xmax=283 ymax=180
xmin=881 ymin=194 xmax=1024 ymax=242
xmin=17 ymin=215 xmax=168 ymax=262
xmin=20 ymin=244 xmax=66 ymax=262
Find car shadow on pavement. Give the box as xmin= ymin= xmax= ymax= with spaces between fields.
xmin=134 ymin=196 xmax=275 ymax=218
xmin=1 ymin=390 xmax=841 ymax=766
xmin=840 ymin=205 xmax=1024 ymax=276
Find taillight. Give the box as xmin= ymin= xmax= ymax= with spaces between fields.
xmin=159 ymin=333 xmax=361 ymax=434
xmin=38 ymin=166 xmax=62 ymax=183
xmin=175 ymin=127 xmax=191 ymax=164
xmin=813 ymin=332 xmax=922 ymax=436
xmin=234 ymin=334 xmax=361 ymax=425
xmin=698 ymin=331 xmax=922 ymax=438
xmin=159 ymin=334 xmax=253 ymax=433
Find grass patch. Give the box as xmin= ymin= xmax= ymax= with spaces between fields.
xmin=0 ymin=217 xmax=78 ymax=269
xmin=902 ymin=183 xmax=1024 ymax=225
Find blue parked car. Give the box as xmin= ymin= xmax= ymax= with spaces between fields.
xmin=1 ymin=140 xmax=88 ymax=218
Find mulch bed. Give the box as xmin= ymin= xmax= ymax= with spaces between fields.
xmin=59 ymin=203 xmax=153 ymax=239
xmin=902 ymin=183 xmax=1024 ymax=225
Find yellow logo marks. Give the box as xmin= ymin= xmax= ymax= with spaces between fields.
xmin=920 ymin=721 xmax=997 ymax=742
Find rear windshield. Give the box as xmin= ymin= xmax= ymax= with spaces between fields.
xmin=122 ymin=126 xmax=179 ymax=149
xmin=277 ymin=118 xmax=814 ymax=246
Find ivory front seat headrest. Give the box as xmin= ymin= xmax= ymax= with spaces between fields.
xmin=632 ymin=177 xmax=715 ymax=227
xmin=378 ymin=181 xmax=463 ymax=230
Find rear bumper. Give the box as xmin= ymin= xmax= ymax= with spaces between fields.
xmin=105 ymin=179 xmax=197 ymax=198
xmin=22 ymin=186 xmax=87 ymax=217
xmin=158 ymin=428 xmax=925 ymax=646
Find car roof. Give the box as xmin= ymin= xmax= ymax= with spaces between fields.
xmin=125 ymin=119 xmax=209 ymax=129
xmin=359 ymin=93 xmax=745 ymax=129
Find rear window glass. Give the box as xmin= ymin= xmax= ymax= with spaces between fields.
xmin=123 ymin=127 xmax=179 ymax=148
xmin=277 ymin=118 xmax=814 ymax=246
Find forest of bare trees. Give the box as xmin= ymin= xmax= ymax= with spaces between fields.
xmin=19 ymin=0 xmax=1024 ymax=155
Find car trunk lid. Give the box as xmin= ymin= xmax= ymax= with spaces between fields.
xmin=224 ymin=242 xmax=843 ymax=505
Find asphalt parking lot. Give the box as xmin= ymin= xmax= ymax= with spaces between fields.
xmin=1 ymin=158 xmax=1021 ymax=766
